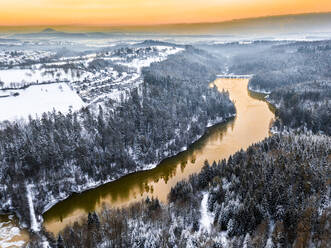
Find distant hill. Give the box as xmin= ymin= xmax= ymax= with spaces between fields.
xmin=121 ymin=12 xmax=331 ymax=35
xmin=41 ymin=28 xmax=57 ymax=33
xmin=135 ymin=40 xmax=180 ymax=47
xmin=11 ymin=29 xmax=88 ymax=39
xmin=9 ymin=28 xmax=116 ymax=39
xmin=3 ymin=12 xmax=331 ymax=38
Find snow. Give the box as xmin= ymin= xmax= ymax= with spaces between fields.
xmin=199 ymin=192 xmax=214 ymax=233
xmin=218 ymin=231 xmax=229 ymax=247
xmin=0 ymin=220 xmax=25 ymax=248
xmin=248 ymin=85 xmax=271 ymax=94
xmin=239 ymin=41 xmax=253 ymax=45
xmin=89 ymin=87 xmax=125 ymax=104
xmin=143 ymin=163 xmax=158 ymax=170
xmin=26 ymin=184 xmax=40 ymax=232
xmin=0 ymin=46 xmax=184 ymax=107
xmin=0 ymin=83 xmax=85 ymax=122
xmin=119 ymin=47 xmax=184 ymax=73
xmin=0 ymin=50 xmax=54 ymax=68
xmin=0 ymin=68 xmax=85 ymax=88
xmin=41 ymin=237 xmax=51 ymax=248
xmin=90 ymin=46 xmax=184 ymax=104
xmin=265 ymin=221 xmax=275 ymax=248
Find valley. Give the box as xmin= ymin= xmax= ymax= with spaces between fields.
xmin=43 ymin=77 xmax=275 ymax=236
xmin=0 ymin=36 xmax=329 ymax=247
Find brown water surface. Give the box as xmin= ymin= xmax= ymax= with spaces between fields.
xmin=43 ymin=78 xmax=275 ymax=236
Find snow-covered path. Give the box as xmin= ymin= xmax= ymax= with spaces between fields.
xmin=26 ymin=184 xmax=40 ymax=232
xmin=199 ymin=192 xmax=214 ymax=233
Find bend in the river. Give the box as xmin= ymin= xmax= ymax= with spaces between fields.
xmin=43 ymin=77 xmax=275 ymax=236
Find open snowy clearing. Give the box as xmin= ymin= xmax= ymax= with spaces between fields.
xmin=119 ymin=46 xmax=184 ymax=72
xmin=0 ymin=68 xmax=87 ymax=88
xmin=199 ymin=192 xmax=214 ymax=233
xmin=0 ymin=83 xmax=85 ymax=122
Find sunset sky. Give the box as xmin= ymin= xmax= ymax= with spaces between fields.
xmin=0 ymin=0 xmax=331 ymax=26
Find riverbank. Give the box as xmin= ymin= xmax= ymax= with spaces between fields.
xmin=41 ymin=112 xmax=236 ymax=214
xmin=43 ymin=77 xmax=275 ymax=237
xmin=1 ymin=76 xmax=276 ymax=246
xmin=0 ymin=48 xmax=235 ymax=246
xmin=0 ymin=108 xmax=235 ymax=247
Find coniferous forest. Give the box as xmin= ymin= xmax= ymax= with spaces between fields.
xmin=0 ymin=48 xmax=235 ymax=228
xmin=37 ymin=133 xmax=330 ymax=248
xmin=228 ymin=40 xmax=331 ymax=135
xmin=27 ymin=40 xmax=331 ymax=248
xmin=0 ymin=35 xmax=329 ymax=248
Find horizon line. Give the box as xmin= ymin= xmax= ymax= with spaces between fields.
xmin=0 ymin=11 xmax=330 ymax=29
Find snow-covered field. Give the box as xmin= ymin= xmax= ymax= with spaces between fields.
xmin=0 ymin=44 xmax=185 ymax=123
xmin=0 ymin=68 xmax=85 ymax=88
xmin=0 ymin=45 xmax=184 ymax=109
xmin=0 ymin=83 xmax=85 ymax=122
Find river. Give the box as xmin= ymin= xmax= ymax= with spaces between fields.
xmin=0 ymin=77 xmax=275 ymax=246
xmin=41 ymin=77 xmax=275 ymax=237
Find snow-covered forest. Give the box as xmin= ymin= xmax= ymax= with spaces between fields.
xmin=0 ymin=46 xmax=235 ymax=235
xmin=229 ymin=40 xmax=331 ymax=91
xmin=0 ymin=37 xmax=330 ymax=247
xmin=27 ymin=39 xmax=331 ymax=248
xmin=228 ymin=40 xmax=331 ymax=135
xmin=270 ymin=80 xmax=330 ymax=135
xmin=32 ymin=133 xmax=330 ymax=248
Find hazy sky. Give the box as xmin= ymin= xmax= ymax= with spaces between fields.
xmin=0 ymin=0 xmax=331 ymax=26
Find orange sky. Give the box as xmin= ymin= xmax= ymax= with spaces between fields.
xmin=0 ymin=0 xmax=330 ymax=26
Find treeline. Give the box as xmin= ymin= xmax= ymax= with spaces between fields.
xmin=34 ymin=133 xmax=330 ymax=248
xmin=229 ymin=40 xmax=331 ymax=92
xmin=143 ymin=46 xmax=224 ymax=83
xmin=271 ymin=80 xmax=331 ymax=135
xmin=0 ymin=47 xmax=234 ymax=229
xmin=202 ymin=134 xmax=330 ymax=247
xmin=25 ymin=41 xmax=331 ymax=247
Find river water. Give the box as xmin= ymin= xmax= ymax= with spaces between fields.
xmin=41 ymin=77 xmax=275 ymax=236
xmin=0 ymin=77 xmax=275 ymax=246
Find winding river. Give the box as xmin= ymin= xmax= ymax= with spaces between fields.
xmin=41 ymin=77 xmax=275 ymax=237
xmin=0 ymin=77 xmax=275 ymax=246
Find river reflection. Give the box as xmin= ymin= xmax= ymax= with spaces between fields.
xmin=43 ymin=78 xmax=275 ymax=236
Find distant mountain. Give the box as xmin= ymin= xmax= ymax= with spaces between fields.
xmin=11 ymin=29 xmax=88 ymax=39
xmin=135 ymin=40 xmax=180 ymax=47
xmin=120 ymin=12 xmax=331 ymax=35
xmin=41 ymin=28 xmax=57 ymax=33
xmin=9 ymin=28 xmax=114 ymax=39
xmin=4 ymin=12 xmax=331 ymax=38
